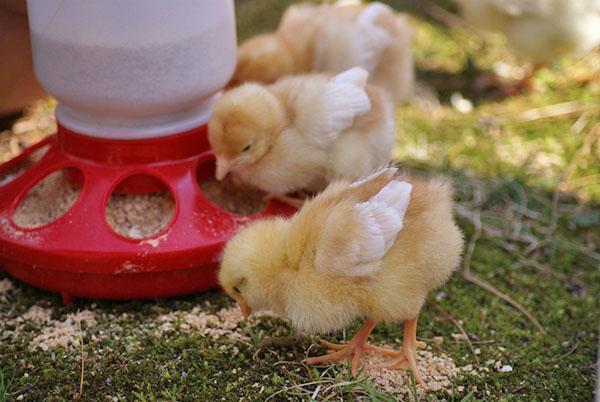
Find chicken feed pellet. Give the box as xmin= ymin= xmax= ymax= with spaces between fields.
xmin=13 ymin=169 xmax=81 ymax=228
xmin=105 ymin=192 xmax=175 ymax=239
xmin=4 ymin=159 xmax=267 ymax=242
xmin=10 ymin=166 xmax=175 ymax=237
xmin=9 ymin=163 xmax=267 ymax=237
xmin=199 ymin=177 xmax=266 ymax=215
xmin=364 ymin=347 xmax=464 ymax=398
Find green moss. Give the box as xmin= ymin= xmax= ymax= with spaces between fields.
xmin=1 ymin=0 xmax=599 ymax=400
xmin=236 ymin=0 xmax=315 ymax=41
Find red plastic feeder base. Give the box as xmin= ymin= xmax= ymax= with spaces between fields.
xmin=0 ymin=124 xmax=294 ymax=302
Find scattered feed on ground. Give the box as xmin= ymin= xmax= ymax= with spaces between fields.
xmin=0 ymin=0 xmax=598 ymax=400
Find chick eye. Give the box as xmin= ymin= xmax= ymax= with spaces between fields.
xmin=233 ymin=286 xmax=242 ymax=294
xmin=241 ymin=143 xmax=252 ymax=153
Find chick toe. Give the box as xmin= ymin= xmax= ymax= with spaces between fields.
xmin=305 ymin=320 xmax=376 ymax=374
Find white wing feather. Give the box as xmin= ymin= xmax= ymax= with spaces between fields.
xmin=353 ymin=181 xmax=412 ymax=262
xmin=316 ymin=180 xmax=412 ymax=277
xmin=349 ymin=167 xmax=396 ymax=188
xmin=354 ymin=3 xmax=393 ymax=72
xmin=293 ymin=68 xmax=371 ymax=147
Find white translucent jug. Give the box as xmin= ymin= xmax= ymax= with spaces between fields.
xmin=27 ymin=0 xmax=237 ymax=139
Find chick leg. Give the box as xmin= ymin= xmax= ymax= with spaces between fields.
xmin=371 ymin=316 xmax=425 ymax=386
xmin=515 ymin=63 xmax=545 ymax=92
xmin=499 ymin=63 xmax=545 ymax=96
xmin=305 ymin=320 xmax=376 ymax=374
xmin=470 ymin=63 xmax=545 ymax=97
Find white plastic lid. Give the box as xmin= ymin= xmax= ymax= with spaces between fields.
xmin=27 ymin=0 xmax=237 ymax=139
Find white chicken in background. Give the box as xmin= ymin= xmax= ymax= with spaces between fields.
xmin=231 ymin=1 xmax=414 ymax=103
xmin=457 ymin=0 xmax=600 ymax=90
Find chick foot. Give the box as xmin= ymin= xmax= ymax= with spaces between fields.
xmin=471 ymin=72 xmax=522 ymax=97
xmin=305 ymin=320 xmax=376 ymax=374
xmin=359 ymin=340 xmax=426 ymax=357
xmin=370 ymin=316 xmax=425 ymax=386
xmin=474 ymin=63 xmax=544 ymax=97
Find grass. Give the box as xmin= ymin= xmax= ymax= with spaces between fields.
xmin=1 ymin=0 xmax=599 ymax=400
xmin=0 ymin=369 xmax=7 ymax=402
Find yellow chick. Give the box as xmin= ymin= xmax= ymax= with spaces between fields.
xmin=218 ymin=168 xmax=463 ymax=384
xmin=208 ymin=67 xmax=395 ymax=205
xmin=457 ymin=0 xmax=600 ymax=88
xmin=231 ymin=1 xmax=414 ymax=103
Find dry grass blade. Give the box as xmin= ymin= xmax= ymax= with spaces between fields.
xmin=264 ymin=379 xmax=338 ymax=401
xmin=431 ymin=301 xmax=479 ymax=365
xmin=416 ymin=0 xmax=485 ymax=37
xmin=460 ymin=188 xmax=545 ymax=333
xmin=461 ymin=189 xmax=483 ymax=277
xmin=559 ymin=124 xmax=599 ymax=195
xmin=311 ymin=385 xmax=321 ymax=399
xmin=556 ymin=341 xmax=580 ymax=361
xmin=320 ymin=380 xmax=363 ymax=396
xmin=511 ymin=258 xmax=566 ymax=280
xmin=519 ymin=101 xmax=600 ymax=122
xmin=462 ymin=271 xmax=545 ymax=332
xmin=78 ymin=319 xmax=85 ymax=399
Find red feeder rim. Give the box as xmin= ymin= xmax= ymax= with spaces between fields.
xmin=0 ymin=123 xmax=295 ymax=303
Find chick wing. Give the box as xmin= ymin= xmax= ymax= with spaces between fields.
xmin=313 ymin=169 xmax=412 ymax=277
xmin=314 ymin=3 xmax=391 ymax=73
xmin=291 ymin=67 xmax=372 ymax=147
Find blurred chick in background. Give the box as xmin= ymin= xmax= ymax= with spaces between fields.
xmin=208 ymin=67 xmax=395 ymax=207
xmin=457 ymin=0 xmax=600 ymax=92
xmin=231 ymin=1 xmax=414 ymax=103
xmin=218 ymin=168 xmax=463 ymax=384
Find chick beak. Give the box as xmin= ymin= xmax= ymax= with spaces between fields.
xmin=239 ymin=301 xmax=252 ymax=319
xmin=215 ymin=158 xmax=233 ymax=181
